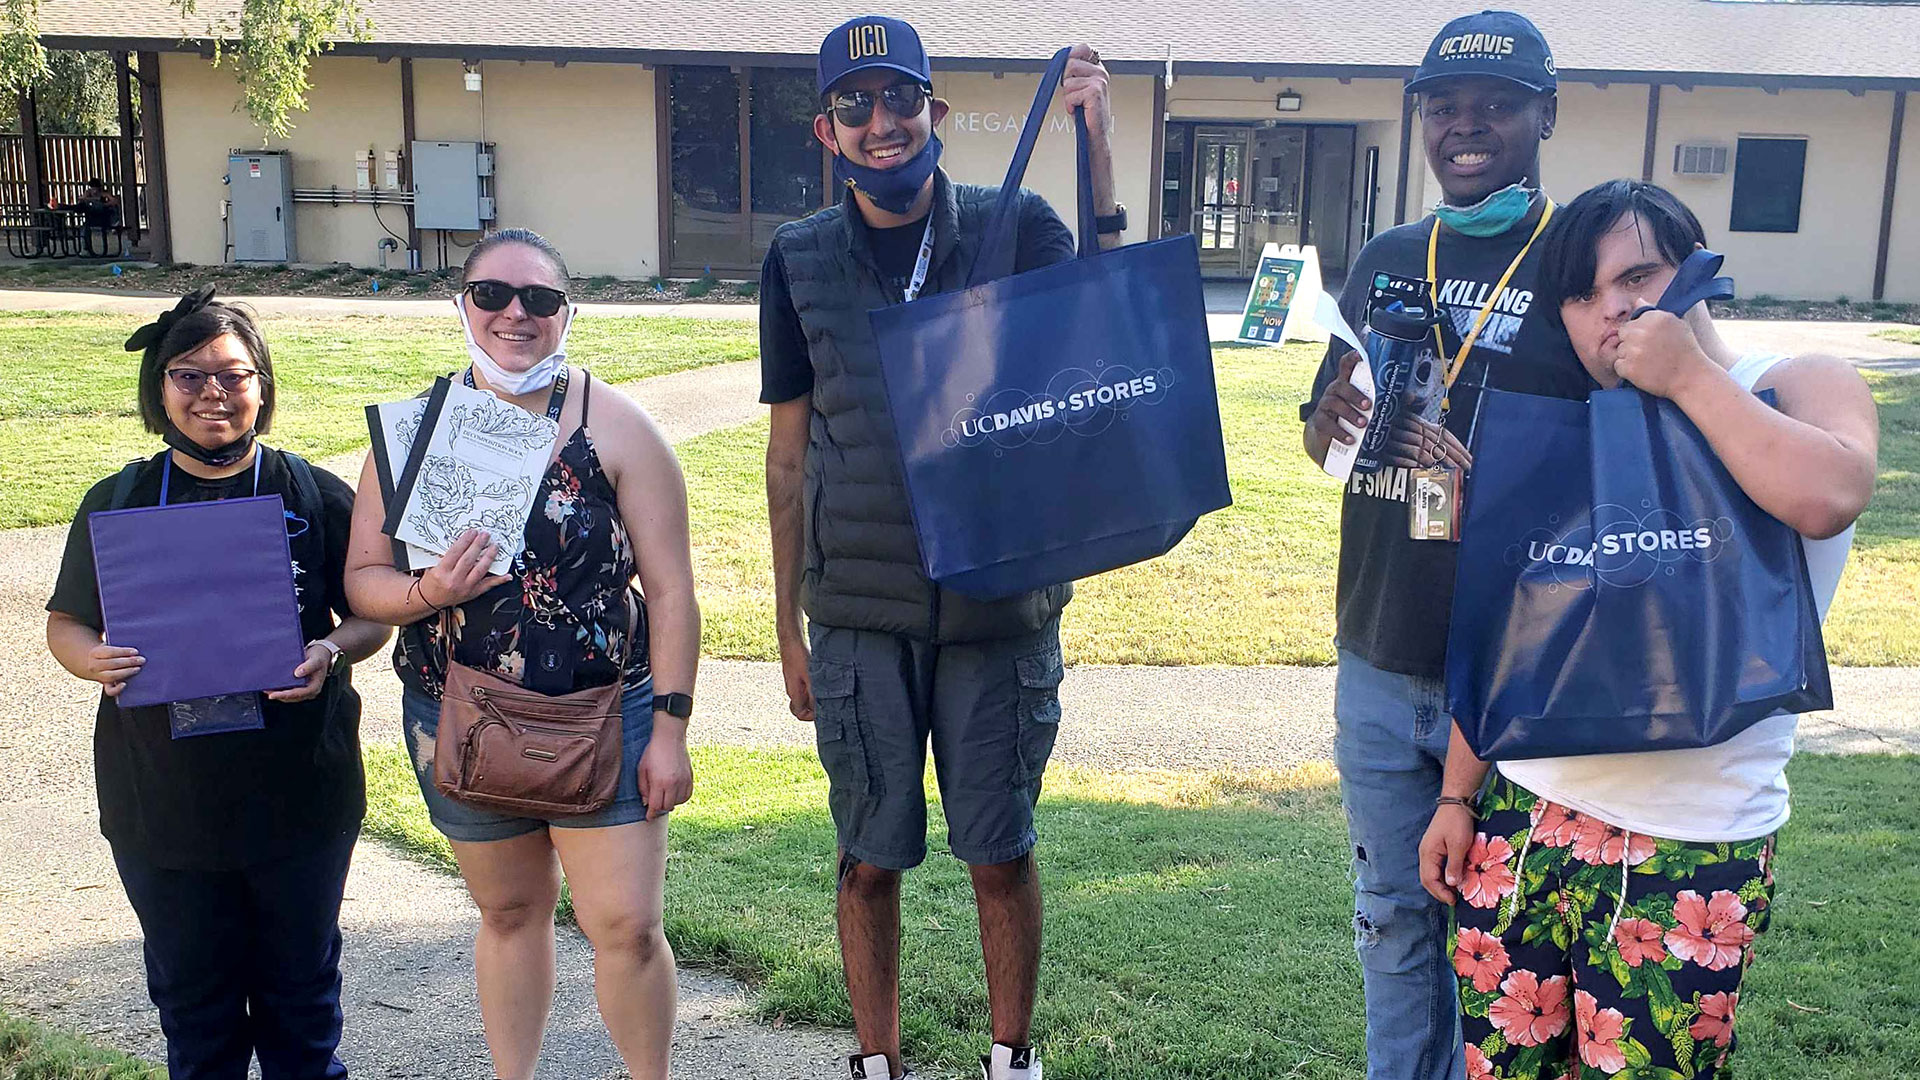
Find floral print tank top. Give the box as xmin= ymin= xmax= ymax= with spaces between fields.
xmin=395 ymin=370 xmax=651 ymax=698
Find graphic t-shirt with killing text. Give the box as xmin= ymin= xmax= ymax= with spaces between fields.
xmin=1310 ymin=206 xmax=1594 ymax=678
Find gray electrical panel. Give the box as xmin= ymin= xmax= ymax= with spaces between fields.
xmin=227 ymin=150 xmax=295 ymax=263
xmin=412 ymin=140 xmax=491 ymax=230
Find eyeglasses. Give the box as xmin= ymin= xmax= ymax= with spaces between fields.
xmin=830 ymin=83 xmax=929 ymax=128
xmin=164 ymin=367 xmax=265 ymax=395
xmin=465 ymin=280 xmax=569 ymax=318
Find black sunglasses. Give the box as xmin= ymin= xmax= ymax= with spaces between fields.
xmin=830 ymin=82 xmax=929 ymax=128
xmin=465 ymin=280 xmax=569 ymax=318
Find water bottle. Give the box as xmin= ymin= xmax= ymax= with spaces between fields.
xmin=1354 ymin=303 xmax=1438 ymax=475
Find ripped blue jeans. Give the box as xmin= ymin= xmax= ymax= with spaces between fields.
xmin=1333 ymin=649 xmax=1466 ymax=1080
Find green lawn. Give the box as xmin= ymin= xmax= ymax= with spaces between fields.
xmin=359 ymin=745 xmax=1920 ymax=1079
xmin=1874 ymin=327 xmax=1920 ymax=344
xmin=0 ymin=311 xmax=757 ymax=529
xmin=0 ymin=1008 xmax=161 ymax=1079
xmin=683 ymin=345 xmax=1920 ymax=667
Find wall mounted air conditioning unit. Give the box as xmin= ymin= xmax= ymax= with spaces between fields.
xmin=1673 ymin=143 xmax=1731 ymax=177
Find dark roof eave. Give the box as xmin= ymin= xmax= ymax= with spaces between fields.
xmin=41 ymin=35 xmax=1920 ymax=92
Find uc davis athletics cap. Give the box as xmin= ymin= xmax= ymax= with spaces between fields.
xmin=818 ymin=15 xmax=932 ymax=95
xmin=1406 ymin=10 xmax=1557 ymax=95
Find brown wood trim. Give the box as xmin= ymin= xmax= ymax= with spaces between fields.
xmin=400 ymin=57 xmax=421 ymax=259
xmin=738 ymin=68 xmax=753 ymax=262
xmin=17 ymin=88 xmax=45 ymax=209
xmin=1641 ymin=84 xmax=1662 ymax=183
xmin=1394 ymin=93 xmax=1414 ymax=225
xmin=1876 ymin=90 xmax=1906 ymax=301
xmin=655 ymin=64 xmax=673 ymax=278
xmin=1147 ymin=74 xmax=1167 ymax=240
xmin=114 ymin=51 xmax=139 ymax=244
xmin=136 ymin=51 xmax=172 ymax=262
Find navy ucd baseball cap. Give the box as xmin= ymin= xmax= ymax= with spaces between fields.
xmin=1406 ymin=10 xmax=1556 ymax=96
xmin=818 ymin=15 xmax=932 ymax=95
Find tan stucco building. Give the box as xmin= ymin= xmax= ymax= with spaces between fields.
xmin=40 ymin=0 xmax=1920 ymax=300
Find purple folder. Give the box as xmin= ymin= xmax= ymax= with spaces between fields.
xmin=89 ymin=495 xmax=306 ymax=708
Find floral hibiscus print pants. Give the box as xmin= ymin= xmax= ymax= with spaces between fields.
xmin=1450 ymin=776 xmax=1774 ymax=1080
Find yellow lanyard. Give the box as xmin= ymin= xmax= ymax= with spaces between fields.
xmin=1426 ymin=198 xmax=1554 ymax=410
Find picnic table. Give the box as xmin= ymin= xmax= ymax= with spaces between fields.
xmin=2 ymin=206 xmax=123 ymax=259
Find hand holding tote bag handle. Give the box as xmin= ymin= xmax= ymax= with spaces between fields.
xmin=1444 ymin=250 xmax=1831 ymax=759
xmin=968 ymin=48 xmax=1104 ymax=281
xmin=869 ymin=47 xmax=1230 ymax=601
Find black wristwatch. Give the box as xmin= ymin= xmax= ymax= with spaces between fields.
xmin=1094 ymin=204 xmax=1128 ymax=235
xmin=653 ymin=692 xmax=694 ymax=720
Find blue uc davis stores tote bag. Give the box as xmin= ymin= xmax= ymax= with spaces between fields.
xmin=868 ymin=47 xmax=1231 ymax=601
xmin=1445 ymin=252 xmax=1831 ymax=759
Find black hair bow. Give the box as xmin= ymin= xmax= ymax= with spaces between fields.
xmin=123 ymin=285 xmax=218 ymax=355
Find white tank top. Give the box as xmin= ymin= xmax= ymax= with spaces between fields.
xmin=1498 ymin=354 xmax=1854 ymax=842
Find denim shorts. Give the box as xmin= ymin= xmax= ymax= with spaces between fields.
xmin=401 ymin=681 xmax=654 ymax=843
xmin=809 ymin=618 xmax=1065 ymax=870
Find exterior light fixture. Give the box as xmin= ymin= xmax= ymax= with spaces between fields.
xmin=1276 ymin=88 xmax=1303 ymax=112
xmin=463 ymin=63 xmax=482 ymax=92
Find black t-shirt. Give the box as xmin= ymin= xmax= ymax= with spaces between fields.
xmin=1310 ymin=206 xmax=1594 ymax=678
xmin=47 ymin=448 xmax=365 ymax=870
xmin=759 ymin=197 xmax=1074 ymax=404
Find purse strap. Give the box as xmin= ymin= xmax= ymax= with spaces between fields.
xmin=967 ymin=46 xmax=1100 ymax=288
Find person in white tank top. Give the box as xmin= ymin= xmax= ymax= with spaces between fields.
xmin=1416 ymin=181 xmax=1879 ymax=1080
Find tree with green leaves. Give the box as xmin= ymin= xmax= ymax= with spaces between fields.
xmin=0 ymin=0 xmax=371 ymax=138
xmin=1 ymin=50 xmax=119 ymax=133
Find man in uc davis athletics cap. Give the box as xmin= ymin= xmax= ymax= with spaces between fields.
xmin=1299 ymin=10 xmax=1592 ymax=1080
xmin=759 ymin=15 xmax=1125 ymax=1080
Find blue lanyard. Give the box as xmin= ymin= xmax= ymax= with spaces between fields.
xmin=160 ymin=448 xmax=262 ymax=507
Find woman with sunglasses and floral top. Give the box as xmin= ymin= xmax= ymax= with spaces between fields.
xmin=46 ymin=288 xmax=391 ymax=1078
xmin=344 ymin=228 xmax=700 ymax=1080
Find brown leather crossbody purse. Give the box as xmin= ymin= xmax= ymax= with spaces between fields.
xmin=432 ymin=659 xmax=623 ymax=817
xmin=431 ymin=583 xmax=640 ymax=817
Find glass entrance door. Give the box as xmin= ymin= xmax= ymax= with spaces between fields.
xmin=1191 ymin=128 xmax=1250 ymax=276
xmin=1246 ymin=126 xmax=1306 ymax=267
xmin=1168 ymin=121 xmax=1357 ymax=279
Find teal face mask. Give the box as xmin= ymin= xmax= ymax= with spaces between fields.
xmin=1432 ymin=183 xmax=1537 ymax=237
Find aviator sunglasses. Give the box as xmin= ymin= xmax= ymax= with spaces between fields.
xmin=464 ymin=279 xmax=569 ymax=318
xmin=830 ymin=82 xmax=929 ymax=128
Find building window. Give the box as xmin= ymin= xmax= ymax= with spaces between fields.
xmin=1729 ymin=137 xmax=1807 ymax=234
xmin=667 ymin=66 xmax=823 ymax=274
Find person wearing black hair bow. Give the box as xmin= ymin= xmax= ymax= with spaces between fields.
xmin=44 ymin=287 xmax=390 ymax=1079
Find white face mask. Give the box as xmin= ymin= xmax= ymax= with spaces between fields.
xmin=454 ymin=294 xmax=577 ymax=396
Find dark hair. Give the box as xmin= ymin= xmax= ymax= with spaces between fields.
xmin=461 ymin=227 xmax=570 ymax=287
xmin=1536 ymin=179 xmax=1708 ymax=325
xmin=86 ymin=177 xmax=104 ymax=188
xmin=136 ymin=300 xmax=276 ymax=436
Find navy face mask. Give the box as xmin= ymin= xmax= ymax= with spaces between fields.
xmin=163 ymin=422 xmax=256 ymax=468
xmin=833 ymin=133 xmax=943 ymax=215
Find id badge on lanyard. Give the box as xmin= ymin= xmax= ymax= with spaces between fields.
xmin=1411 ymin=200 xmax=1554 ymax=542
xmin=161 ymin=453 xmax=272 ymax=738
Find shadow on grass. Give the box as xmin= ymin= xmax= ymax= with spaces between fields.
xmin=362 ymin=744 xmax=1920 ymax=1080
